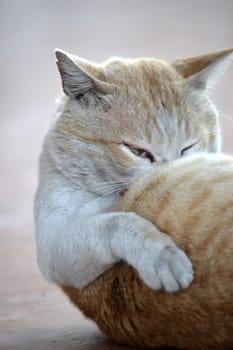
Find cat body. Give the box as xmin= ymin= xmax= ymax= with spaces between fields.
xmin=62 ymin=152 xmax=233 ymax=350
xmin=35 ymin=48 xmax=232 ymax=295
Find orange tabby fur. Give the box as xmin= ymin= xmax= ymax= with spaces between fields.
xmin=61 ymin=153 xmax=233 ymax=350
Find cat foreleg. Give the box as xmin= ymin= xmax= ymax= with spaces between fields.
xmin=36 ymin=206 xmax=193 ymax=292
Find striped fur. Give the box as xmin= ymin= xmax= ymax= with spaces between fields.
xmin=34 ymin=48 xmax=233 ymax=349
xmin=62 ymin=153 xmax=233 ymax=350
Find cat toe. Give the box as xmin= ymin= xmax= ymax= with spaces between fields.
xmin=137 ymin=244 xmax=193 ymax=292
xmin=138 ymin=265 xmax=163 ymax=290
xmin=177 ymin=269 xmax=194 ymax=289
xmin=161 ymin=245 xmax=194 ymax=291
xmin=157 ymin=263 xmax=180 ymax=292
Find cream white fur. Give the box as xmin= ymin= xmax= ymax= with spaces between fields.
xmin=35 ymin=132 xmax=193 ymax=292
xmin=34 ymin=49 xmax=232 ymax=293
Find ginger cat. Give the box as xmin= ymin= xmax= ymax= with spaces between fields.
xmin=35 ymin=49 xmax=233 ymax=291
xmin=62 ymin=152 xmax=233 ymax=350
xmin=35 ymin=48 xmax=232 ymax=307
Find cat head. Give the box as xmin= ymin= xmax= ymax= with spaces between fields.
xmin=47 ymin=48 xmax=233 ymax=196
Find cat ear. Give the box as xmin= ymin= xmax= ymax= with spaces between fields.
xmin=172 ymin=48 xmax=233 ymax=89
xmin=55 ymin=49 xmax=111 ymax=97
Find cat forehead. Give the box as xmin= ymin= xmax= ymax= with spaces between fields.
xmin=103 ymin=57 xmax=181 ymax=83
xmin=101 ymin=57 xmax=187 ymax=110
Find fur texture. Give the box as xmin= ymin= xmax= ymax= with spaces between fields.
xmin=35 ymin=49 xmax=232 ymax=295
xmin=62 ymin=152 xmax=233 ymax=350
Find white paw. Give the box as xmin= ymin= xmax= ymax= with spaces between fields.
xmin=135 ymin=244 xmax=194 ymax=292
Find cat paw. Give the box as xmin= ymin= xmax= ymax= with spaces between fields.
xmin=136 ymin=244 xmax=194 ymax=292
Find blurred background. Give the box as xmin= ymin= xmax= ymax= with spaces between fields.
xmin=1 ymin=0 xmax=233 ymax=349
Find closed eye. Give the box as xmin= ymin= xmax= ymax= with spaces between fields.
xmin=181 ymin=140 xmax=199 ymax=156
xmin=123 ymin=142 xmax=155 ymax=163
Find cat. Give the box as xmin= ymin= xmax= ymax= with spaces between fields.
xmin=34 ymin=48 xmax=233 ymax=297
xmin=61 ymin=152 xmax=233 ymax=350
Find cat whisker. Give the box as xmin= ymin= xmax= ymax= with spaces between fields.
xmin=93 ymin=180 xmax=131 ymax=196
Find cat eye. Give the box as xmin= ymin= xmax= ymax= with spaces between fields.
xmin=181 ymin=141 xmax=199 ymax=156
xmin=123 ymin=143 xmax=155 ymax=163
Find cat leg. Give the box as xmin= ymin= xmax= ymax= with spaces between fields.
xmin=36 ymin=207 xmax=193 ymax=293
xmin=110 ymin=212 xmax=193 ymax=292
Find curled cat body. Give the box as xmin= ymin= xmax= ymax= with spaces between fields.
xmin=62 ymin=152 xmax=233 ymax=350
xmin=35 ymin=48 xmax=233 ymax=296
